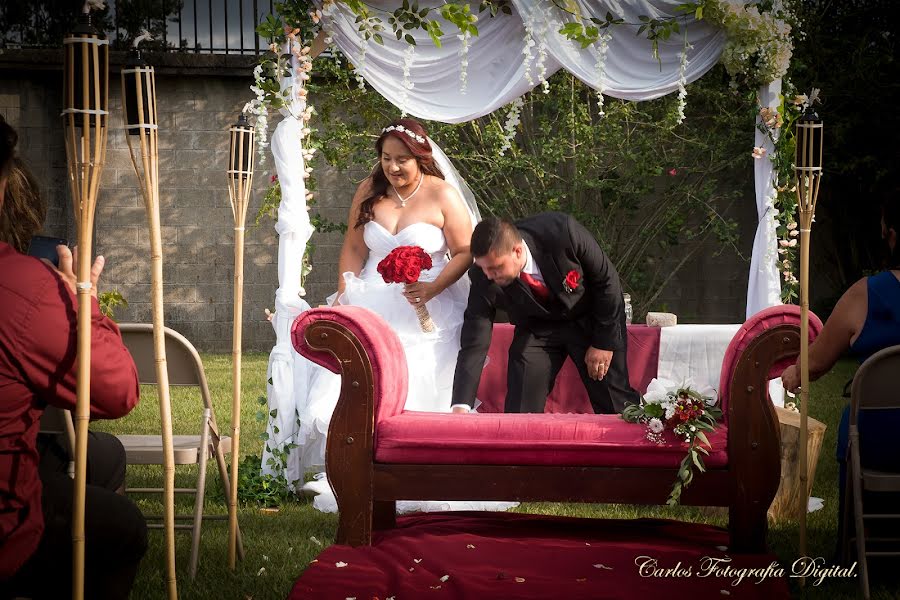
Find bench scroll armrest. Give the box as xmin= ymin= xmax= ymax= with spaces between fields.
xmin=291 ymin=306 xmax=409 ymax=423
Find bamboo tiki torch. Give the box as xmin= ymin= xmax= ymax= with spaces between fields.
xmin=226 ymin=114 xmax=254 ymax=569
xmin=62 ymin=8 xmax=108 ymax=600
xmin=120 ymin=40 xmax=178 ymax=599
xmin=794 ymin=107 xmax=823 ymax=578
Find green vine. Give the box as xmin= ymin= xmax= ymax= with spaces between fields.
xmin=232 ymin=392 xmax=302 ymax=507
xmin=755 ymin=84 xmax=818 ymax=303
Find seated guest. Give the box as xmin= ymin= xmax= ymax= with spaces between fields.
xmin=0 ymin=115 xmax=147 ymax=599
xmin=782 ymin=195 xmax=900 ymax=553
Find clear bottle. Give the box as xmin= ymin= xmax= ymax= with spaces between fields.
xmin=623 ymin=293 xmax=633 ymax=325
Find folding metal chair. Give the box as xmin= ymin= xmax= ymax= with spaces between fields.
xmin=843 ymin=344 xmax=900 ymax=599
xmin=38 ymin=405 xmax=77 ymax=477
xmin=115 ymin=323 xmax=244 ymax=579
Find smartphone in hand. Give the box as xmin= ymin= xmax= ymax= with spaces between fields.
xmin=27 ymin=235 xmax=68 ymax=267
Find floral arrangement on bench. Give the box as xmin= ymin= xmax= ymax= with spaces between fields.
xmin=623 ymin=378 xmax=723 ymax=505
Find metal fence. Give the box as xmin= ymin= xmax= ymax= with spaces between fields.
xmin=1 ymin=0 xmax=277 ymax=55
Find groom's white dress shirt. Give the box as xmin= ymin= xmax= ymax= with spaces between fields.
xmin=521 ymin=240 xmax=544 ymax=283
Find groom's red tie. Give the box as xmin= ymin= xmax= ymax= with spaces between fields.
xmin=519 ymin=272 xmax=550 ymax=303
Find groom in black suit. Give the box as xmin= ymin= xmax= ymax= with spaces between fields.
xmin=451 ymin=212 xmax=639 ymax=414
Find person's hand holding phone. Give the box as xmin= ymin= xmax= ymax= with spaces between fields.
xmin=47 ymin=245 xmax=104 ymax=299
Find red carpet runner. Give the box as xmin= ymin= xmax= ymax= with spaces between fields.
xmin=289 ymin=512 xmax=790 ymax=599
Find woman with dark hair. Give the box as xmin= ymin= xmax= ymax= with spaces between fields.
xmin=0 ymin=115 xmax=147 ymax=598
xmin=0 ymin=157 xmax=47 ymax=254
xmin=291 ymin=118 xmax=515 ymax=513
xmin=301 ymin=117 xmax=475 ymax=453
xmin=335 ymin=117 xmax=475 ymax=309
xmin=782 ymin=196 xmax=900 ymax=556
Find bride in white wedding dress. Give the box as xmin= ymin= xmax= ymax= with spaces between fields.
xmin=294 ymin=118 xmax=516 ymax=514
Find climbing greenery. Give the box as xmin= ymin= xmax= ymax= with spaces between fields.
xmin=225 ymin=393 xmax=302 ymax=507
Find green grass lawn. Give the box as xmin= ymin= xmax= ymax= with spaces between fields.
xmin=90 ymin=355 xmax=898 ymax=599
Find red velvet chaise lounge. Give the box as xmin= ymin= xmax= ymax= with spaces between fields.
xmin=291 ymin=305 xmax=821 ymax=552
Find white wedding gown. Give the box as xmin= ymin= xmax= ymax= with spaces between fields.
xmin=294 ymin=219 xmax=517 ymax=514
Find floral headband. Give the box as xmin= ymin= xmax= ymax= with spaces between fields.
xmin=382 ymin=125 xmax=426 ymax=144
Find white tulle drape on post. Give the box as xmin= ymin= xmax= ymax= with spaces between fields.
xmin=747 ymin=79 xmax=784 ymax=318
xmin=261 ymin=49 xmax=319 ymax=485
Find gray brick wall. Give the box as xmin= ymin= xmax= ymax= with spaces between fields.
xmin=1 ymin=54 xmax=758 ymax=352
xmin=1 ymin=66 xmax=358 ymax=352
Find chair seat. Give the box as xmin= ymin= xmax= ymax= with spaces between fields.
xmin=375 ymin=412 xmax=729 ymax=468
xmin=118 ymin=434 xmax=232 ymax=465
xmin=862 ymin=468 xmax=900 ymax=493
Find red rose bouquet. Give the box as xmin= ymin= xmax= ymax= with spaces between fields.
xmin=377 ymin=245 xmax=435 ymax=332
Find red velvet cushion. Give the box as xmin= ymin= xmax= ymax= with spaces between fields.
xmin=375 ymin=412 xmax=728 ymax=468
xmin=291 ymin=306 xmax=409 ymax=422
xmin=717 ymin=304 xmax=823 ymax=414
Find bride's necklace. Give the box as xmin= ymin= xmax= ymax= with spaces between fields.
xmin=392 ymin=173 xmax=424 ymax=207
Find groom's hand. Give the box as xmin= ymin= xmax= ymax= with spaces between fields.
xmin=585 ymin=347 xmax=613 ymax=381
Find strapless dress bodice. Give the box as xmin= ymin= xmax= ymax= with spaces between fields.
xmin=361 ymin=221 xmax=449 ymax=281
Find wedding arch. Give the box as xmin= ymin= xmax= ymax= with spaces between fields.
xmin=256 ymin=0 xmax=795 ymax=484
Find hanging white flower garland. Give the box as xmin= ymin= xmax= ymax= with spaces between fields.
xmin=244 ymin=63 xmax=270 ymax=167
xmin=497 ymin=96 xmax=524 ymax=157
xmin=675 ymin=40 xmax=692 ymax=124
xmin=778 ymin=219 xmax=799 ymax=286
xmin=520 ymin=5 xmax=551 ymax=93
xmin=355 ymin=35 xmax=369 ymax=90
xmin=399 ymin=43 xmax=416 ymax=117
xmin=521 ymin=12 xmax=538 ymax=86
xmin=292 ymin=38 xmax=316 ymax=146
xmin=458 ymin=30 xmax=471 ymax=94
xmin=593 ymin=30 xmax=612 ymax=116
xmin=761 ymin=189 xmax=778 ymax=268
xmin=531 ymin=9 xmax=551 ymax=94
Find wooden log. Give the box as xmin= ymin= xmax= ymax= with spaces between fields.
xmin=768 ymin=406 xmax=827 ymax=523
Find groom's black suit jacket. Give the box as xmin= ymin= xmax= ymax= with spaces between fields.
xmin=452 ymin=211 xmax=627 ymax=408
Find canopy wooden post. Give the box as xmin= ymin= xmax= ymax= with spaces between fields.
xmin=62 ymin=9 xmax=108 ymax=600
xmin=226 ymin=115 xmax=254 ymax=569
xmin=121 ymin=46 xmax=178 ymax=600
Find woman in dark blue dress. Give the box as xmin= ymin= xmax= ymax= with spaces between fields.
xmin=782 ymin=196 xmax=900 ymax=554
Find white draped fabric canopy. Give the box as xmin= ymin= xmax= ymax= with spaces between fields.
xmin=321 ymin=0 xmax=728 ymax=120
xmin=262 ymin=0 xmax=784 ymax=479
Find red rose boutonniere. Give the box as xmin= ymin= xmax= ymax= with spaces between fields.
xmin=563 ymin=270 xmax=581 ymax=293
